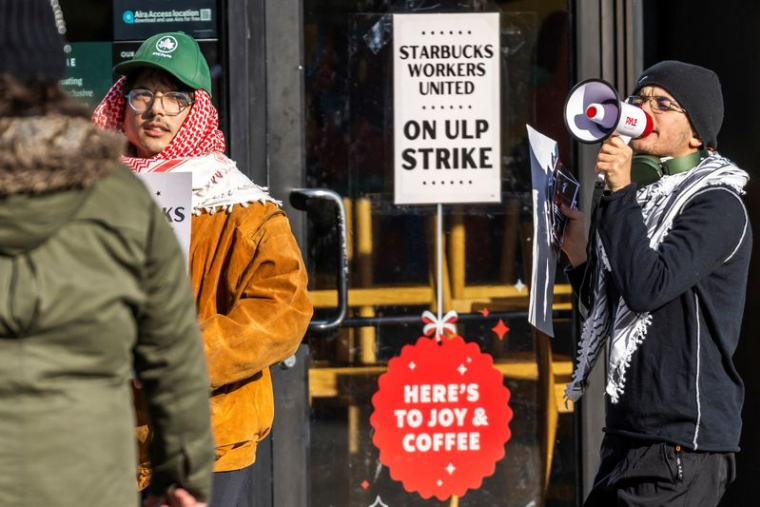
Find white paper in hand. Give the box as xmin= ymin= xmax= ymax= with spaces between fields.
xmin=526 ymin=125 xmax=560 ymax=338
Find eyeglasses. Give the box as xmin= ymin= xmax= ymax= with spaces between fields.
xmin=626 ymin=94 xmax=686 ymax=114
xmin=125 ymin=89 xmax=194 ymax=116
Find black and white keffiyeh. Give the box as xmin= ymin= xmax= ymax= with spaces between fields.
xmin=565 ymin=154 xmax=749 ymax=404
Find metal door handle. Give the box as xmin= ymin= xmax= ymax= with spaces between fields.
xmin=289 ymin=188 xmax=349 ymax=332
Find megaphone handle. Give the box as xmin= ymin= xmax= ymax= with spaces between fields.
xmin=595 ymin=134 xmax=632 ymax=187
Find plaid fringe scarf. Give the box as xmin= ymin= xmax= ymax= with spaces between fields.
xmin=565 ymin=154 xmax=749 ymax=404
xmin=92 ymin=77 xmax=276 ymax=214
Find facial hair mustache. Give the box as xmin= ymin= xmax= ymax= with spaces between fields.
xmin=142 ymin=119 xmax=171 ymax=132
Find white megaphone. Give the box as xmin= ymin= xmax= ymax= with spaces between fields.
xmin=563 ymin=79 xmax=654 ymax=184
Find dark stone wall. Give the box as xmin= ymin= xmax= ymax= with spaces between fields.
xmin=643 ymin=2 xmax=760 ymax=504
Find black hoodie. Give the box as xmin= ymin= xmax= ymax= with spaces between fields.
xmin=568 ymin=180 xmax=751 ymax=452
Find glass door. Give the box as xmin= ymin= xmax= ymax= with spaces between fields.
xmin=301 ymin=1 xmax=579 ymax=505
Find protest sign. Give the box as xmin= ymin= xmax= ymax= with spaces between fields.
xmin=138 ymin=172 xmax=192 ymax=263
xmin=393 ymin=13 xmax=501 ymax=204
xmin=527 ymin=125 xmax=572 ymax=337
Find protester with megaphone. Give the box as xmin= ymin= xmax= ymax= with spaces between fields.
xmin=561 ymin=61 xmax=751 ymax=506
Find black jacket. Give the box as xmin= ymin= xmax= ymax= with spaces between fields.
xmin=568 ymin=182 xmax=751 ymax=452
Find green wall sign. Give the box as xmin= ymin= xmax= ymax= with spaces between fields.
xmin=61 ymin=42 xmax=114 ymax=110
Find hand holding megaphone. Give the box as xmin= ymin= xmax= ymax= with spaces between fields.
xmin=563 ymin=79 xmax=653 ymax=185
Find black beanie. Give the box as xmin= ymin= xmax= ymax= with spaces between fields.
xmin=0 ymin=0 xmax=67 ymax=82
xmin=633 ymin=60 xmax=723 ymax=150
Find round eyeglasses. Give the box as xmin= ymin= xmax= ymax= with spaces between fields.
xmin=626 ymin=94 xmax=686 ymax=114
xmin=125 ymin=89 xmax=194 ymax=116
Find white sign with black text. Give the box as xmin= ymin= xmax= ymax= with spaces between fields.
xmin=138 ymin=173 xmax=192 ymax=264
xmin=393 ymin=13 xmax=501 ymax=205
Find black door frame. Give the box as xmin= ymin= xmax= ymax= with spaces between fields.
xmin=572 ymin=0 xmax=643 ymax=502
xmin=226 ymin=0 xmax=309 ymax=505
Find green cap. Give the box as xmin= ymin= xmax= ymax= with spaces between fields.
xmin=113 ymin=32 xmax=212 ymax=96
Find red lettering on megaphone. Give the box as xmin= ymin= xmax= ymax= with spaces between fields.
xmin=616 ymin=104 xmax=652 ymax=138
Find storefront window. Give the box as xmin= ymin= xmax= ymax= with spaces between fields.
xmin=57 ymin=1 xmax=578 ymax=504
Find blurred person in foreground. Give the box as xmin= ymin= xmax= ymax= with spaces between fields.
xmin=92 ymin=31 xmax=313 ymax=506
xmin=561 ymin=61 xmax=751 ymax=506
xmin=0 ymin=1 xmax=214 ymax=506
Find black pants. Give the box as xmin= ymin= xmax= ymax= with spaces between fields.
xmin=584 ymin=434 xmax=735 ymax=507
xmin=210 ymin=464 xmax=255 ymax=507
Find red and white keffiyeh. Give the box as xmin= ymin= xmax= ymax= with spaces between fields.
xmin=565 ymin=155 xmax=748 ymax=406
xmin=93 ymin=77 xmax=276 ymax=214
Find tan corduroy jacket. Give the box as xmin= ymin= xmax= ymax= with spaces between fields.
xmin=138 ymin=200 xmax=312 ymax=484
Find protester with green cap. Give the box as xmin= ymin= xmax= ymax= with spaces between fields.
xmin=0 ymin=2 xmax=214 ymax=507
xmin=93 ymin=31 xmax=313 ymax=507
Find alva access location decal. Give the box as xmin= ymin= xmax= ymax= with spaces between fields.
xmin=393 ymin=13 xmax=501 ymax=205
xmin=371 ymin=335 xmax=512 ymax=500
xmin=113 ymin=0 xmax=217 ymax=40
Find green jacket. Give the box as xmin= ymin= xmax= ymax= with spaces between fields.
xmin=0 ymin=116 xmax=214 ymax=506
